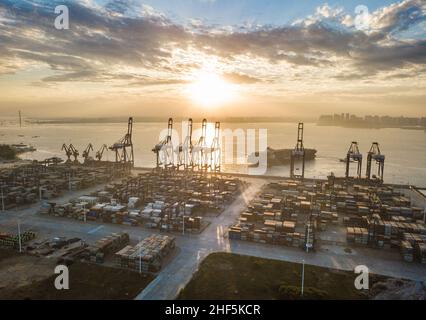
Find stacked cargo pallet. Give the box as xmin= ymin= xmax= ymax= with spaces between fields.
xmin=346 ymin=227 xmax=369 ymax=246
xmin=228 ymin=226 xmax=242 ymax=240
xmin=400 ymin=240 xmax=414 ymax=262
xmin=275 ymin=232 xmax=302 ymax=247
xmin=263 ymin=220 xmax=295 ymax=233
xmin=320 ymin=211 xmax=338 ymax=222
xmin=88 ymin=232 xmax=130 ymax=263
xmin=402 ymin=232 xmax=426 ymax=244
xmin=415 ymin=243 xmax=426 ymax=264
xmin=368 ymin=220 xmax=426 ymax=241
xmin=0 ymin=231 xmax=36 ymax=248
xmin=401 ymin=233 xmax=426 ymax=264
xmin=115 ymin=234 xmax=175 ymax=273
xmin=228 ymin=224 xmax=303 ymax=248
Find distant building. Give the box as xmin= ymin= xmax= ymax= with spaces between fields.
xmin=317 ymin=113 xmax=426 ymax=128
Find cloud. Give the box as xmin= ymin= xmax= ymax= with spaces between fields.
xmin=223 ymin=72 xmax=262 ymax=84
xmin=42 ymin=70 xmax=99 ymax=82
xmin=0 ymin=0 xmax=425 ymax=87
xmin=118 ymin=77 xmax=190 ymax=87
xmin=367 ymin=0 xmax=426 ymax=35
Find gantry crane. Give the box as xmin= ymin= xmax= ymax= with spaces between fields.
xmin=176 ymin=118 xmax=194 ymax=170
xmin=61 ymin=143 xmax=72 ymax=163
xmin=95 ymin=144 xmax=108 ymax=161
xmin=109 ymin=117 xmax=134 ymax=167
xmin=290 ymin=123 xmax=305 ymax=179
xmin=210 ymin=122 xmax=221 ymax=173
xmin=193 ymin=119 xmax=209 ymax=172
xmin=82 ymin=143 xmax=94 ymax=163
xmin=345 ymin=141 xmax=362 ymax=179
xmin=152 ymin=118 xmax=174 ymax=169
xmin=366 ymin=142 xmax=385 ymax=181
xmin=69 ymin=144 xmax=79 ymax=163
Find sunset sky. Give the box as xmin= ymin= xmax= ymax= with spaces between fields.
xmin=0 ymin=0 xmax=425 ymax=118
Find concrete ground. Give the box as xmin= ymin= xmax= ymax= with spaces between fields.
xmin=0 ymin=175 xmax=425 ymax=300
xmin=0 ymin=254 xmax=57 ymax=290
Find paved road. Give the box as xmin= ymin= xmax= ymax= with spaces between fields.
xmin=1 ymin=177 xmax=425 ymax=300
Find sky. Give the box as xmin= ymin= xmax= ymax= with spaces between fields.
xmin=0 ymin=0 xmax=425 ymax=119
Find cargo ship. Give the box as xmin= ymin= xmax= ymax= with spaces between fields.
xmin=248 ymin=147 xmax=317 ymax=168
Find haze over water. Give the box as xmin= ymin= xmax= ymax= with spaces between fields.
xmin=1 ymin=122 xmax=425 ymax=187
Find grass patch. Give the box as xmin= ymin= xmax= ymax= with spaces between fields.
xmin=0 ymin=261 xmax=154 ymax=300
xmin=178 ymin=253 xmax=372 ymax=300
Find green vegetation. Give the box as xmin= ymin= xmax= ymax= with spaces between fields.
xmin=178 ymin=253 xmax=374 ymax=300
xmin=0 ymin=258 xmax=154 ymax=300
xmin=0 ymin=144 xmax=17 ymax=160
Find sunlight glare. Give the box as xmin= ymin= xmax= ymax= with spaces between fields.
xmin=187 ymin=71 xmax=236 ymax=108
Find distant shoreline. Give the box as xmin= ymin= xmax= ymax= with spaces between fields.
xmin=317 ymin=123 xmax=426 ymax=131
xmin=18 ymin=118 xmax=317 ymax=125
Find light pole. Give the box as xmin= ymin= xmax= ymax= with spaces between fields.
xmin=1 ymin=186 xmax=5 ymax=212
xmin=138 ymin=236 xmax=142 ymax=274
xmin=301 ymin=259 xmax=305 ymax=297
xmin=306 ymin=223 xmax=310 ymax=253
xmin=18 ymin=220 xmax=22 ymax=253
xmin=182 ymin=210 xmax=185 ymax=235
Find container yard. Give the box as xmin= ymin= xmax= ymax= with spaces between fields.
xmin=1 ymin=228 xmax=175 ymax=275
xmin=0 ymin=161 xmax=126 ymax=209
xmin=39 ymin=168 xmax=241 ymax=234
xmin=228 ymin=178 xmax=426 ymax=263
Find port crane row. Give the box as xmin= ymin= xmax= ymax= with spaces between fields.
xmin=289 ymin=124 xmax=385 ymax=182
xmin=59 ymin=117 xmax=385 ymax=181
xmin=152 ymin=118 xmax=221 ymax=173
xmin=59 ymin=117 xmax=134 ymax=166
xmin=58 ymin=117 xmax=222 ymax=173
xmin=345 ymin=141 xmax=385 ymax=181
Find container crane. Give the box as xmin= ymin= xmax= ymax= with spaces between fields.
xmin=210 ymin=122 xmax=221 ymax=173
xmin=366 ymin=142 xmax=385 ymax=181
xmin=95 ymin=144 xmax=108 ymax=161
xmin=193 ymin=119 xmax=209 ymax=172
xmin=176 ymin=119 xmax=193 ymax=170
xmin=290 ymin=123 xmax=305 ymax=179
xmin=152 ymin=118 xmax=174 ymax=169
xmin=109 ymin=117 xmax=134 ymax=167
xmin=345 ymin=142 xmax=362 ymax=179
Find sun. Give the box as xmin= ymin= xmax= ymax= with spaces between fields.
xmin=187 ymin=71 xmax=236 ymax=107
